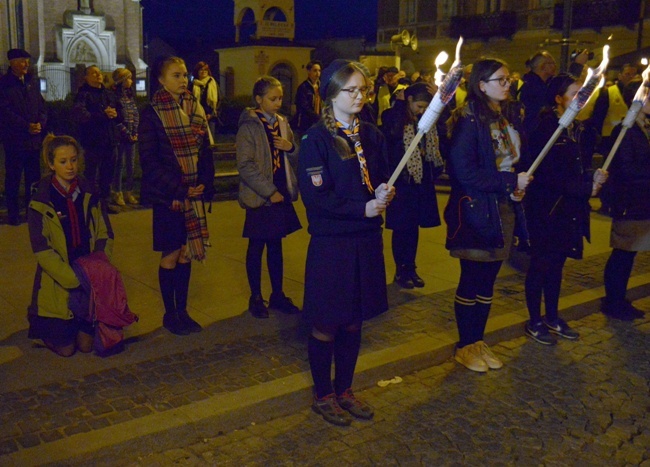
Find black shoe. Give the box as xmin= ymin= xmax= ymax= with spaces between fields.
xmin=269 ymin=292 xmax=301 ymax=314
xmin=249 ymin=294 xmax=269 ymax=319
xmin=177 ymin=309 xmax=202 ymax=333
xmin=163 ymin=312 xmax=191 ymax=335
xmin=394 ymin=267 xmax=414 ymax=289
xmin=410 ymin=269 xmax=425 ymax=288
xmin=602 ymin=299 xmax=644 ymax=321
xmin=312 ymin=393 xmax=353 ymax=426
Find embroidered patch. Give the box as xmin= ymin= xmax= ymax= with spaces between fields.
xmin=311 ymin=174 xmax=323 ymax=186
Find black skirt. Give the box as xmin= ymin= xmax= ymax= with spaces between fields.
xmin=153 ymin=203 xmax=187 ymax=252
xmin=243 ymin=201 xmax=301 ymax=239
xmin=386 ymin=181 xmax=440 ymax=230
xmin=303 ymin=230 xmax=388 ymax=329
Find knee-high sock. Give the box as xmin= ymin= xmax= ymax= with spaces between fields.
xmin=604 ymin=249 xmax=637 ymax=303
xmin=525 ymin=255 xmax=545 ymax=324
xmin=158 ymin=266 xmax=176 ymax=316
xmin=474 ymin=295 xmax=492 ymax=342
xmin=266 ymin=239 xmax=284 ymax=294
xmin=392 ymin=229 xmax=419 ymax=269
xmin=174 ymin=262 xmax=191 ymax=312
xmin=455 ymin=295 xmax=477 ymax=348
xmin=333 ymin=329 xmax=362 ymax=395
xmin=308 ymin=335 xmax=334 ymax=398
xmin=246 ymin=239 xmax=265 ymax=296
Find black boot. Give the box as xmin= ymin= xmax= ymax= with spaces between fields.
xmin=159 ymin=267 xmax=190 ymax=336
xmin=394 ymin=265 xmax=414 ymax=289
xmin=410 ymin=267 xmax=425 ymax=288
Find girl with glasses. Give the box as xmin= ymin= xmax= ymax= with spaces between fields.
xmin=298 ymin=60 xmax=394 ymax=426
xmin=444 ymin=58 xmax=532 ymax=372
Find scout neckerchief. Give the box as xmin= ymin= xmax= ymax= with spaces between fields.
xmin=336 ymin=117 xmax=374 ymax=193
xmin=255 ymin=110 xmax=281 ymax=173
xmin=311 ymin=80 xmax=321 ymax=115
xmin=52 ymin=176 xmax=81 ymax=247
xmin=403 ymin=121 xmax=442 ymax=184
xmin=151 ymin=87 xmax=210 ymax=262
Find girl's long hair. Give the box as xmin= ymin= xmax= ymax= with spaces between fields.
xmin=448 ymin=58 xmax=517 ymax=136
xmin=321 ymin=61 xmax=369 ymax=159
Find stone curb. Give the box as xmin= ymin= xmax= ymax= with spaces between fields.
xmin=6 ymin=279 xmax=649 ymax=467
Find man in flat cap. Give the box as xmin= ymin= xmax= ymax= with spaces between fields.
xmin=0 ymin=49 xmax=47 ymax=225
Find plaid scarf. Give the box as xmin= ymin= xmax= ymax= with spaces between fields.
xmin=403 ymin=122 xmax=442 ymax=184
xmin=255 ymin=110 xmax=281 ymax=173
xmin=52 ymin=177 xmax=82 ymax=248
xmin=336 ymin=118 xmax=374 ymax=193
xmin=151 ymin=88 xmax=210 ymax=262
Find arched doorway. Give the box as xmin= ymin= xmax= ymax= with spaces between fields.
xmin=269 ymin=62 xmax=294 ymax=115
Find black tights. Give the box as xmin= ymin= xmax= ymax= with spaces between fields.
xmin=392 ymin=228 xmax=419 ymax=268
xmin=308 ymin=322 xmax=362 ymax=399
xmin=454 ymin=259 xmax=502 ymax=348
xmin=246 ymin=239 xmax=283 ymax=296
xmin=525 ymin=252 xmax=567 ymax=324
xmin=604 ymin=249 xmax=637 ymax=303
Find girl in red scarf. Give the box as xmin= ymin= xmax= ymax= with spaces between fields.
xmin=28 ymin=134 xmax=114 ymax=356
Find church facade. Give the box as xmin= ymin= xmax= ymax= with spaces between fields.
xmin=1 ymin=0 xmax=145 ymax=100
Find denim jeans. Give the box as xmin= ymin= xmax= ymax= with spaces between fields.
xmin=113 ymin=141 xmax=136 ymax=192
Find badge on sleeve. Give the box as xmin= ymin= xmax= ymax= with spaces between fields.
xmin=306 ymin=166 xmax=324 ymax=187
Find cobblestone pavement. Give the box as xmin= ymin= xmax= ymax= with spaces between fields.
xmin=1 ymin=251 xmax=649 ymax=463
xmin=121 ymin=310 xmax=650 ymax=467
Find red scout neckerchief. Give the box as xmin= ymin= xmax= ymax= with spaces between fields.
xmin=336 ymin=117 xmax=374 ymax=193
xmin=51 ymin=176 xmax=81 ymax=247
xmin=255 ymin=110 xmax=281 ymax=173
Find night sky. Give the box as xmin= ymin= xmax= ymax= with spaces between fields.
xmin=140 ymin=0 xmax=378 ymax=46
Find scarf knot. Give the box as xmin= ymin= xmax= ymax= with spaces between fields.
xmin=336 ymin=118 xmax=374 ymax=193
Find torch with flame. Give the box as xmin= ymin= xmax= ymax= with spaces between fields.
xmin=601 ymin=64 xmax=650 ymax=171
xmin=387 ymin=37 xmax=464 ymax=187
xmin=526 ymin=45 xmax=610 ymax=176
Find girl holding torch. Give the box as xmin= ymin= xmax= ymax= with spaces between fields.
xmin=602 ymin=80 xmax=650 ymax=321
xmin=524 ymin=74 xmax=606 ymax=345
xmin=444 ymin=58 xmax=532 ymax=373
xmin=298 ymin=60 xmax=394 ymax=426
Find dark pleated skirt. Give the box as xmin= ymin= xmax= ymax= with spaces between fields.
xmin=152 ymin=203 xmax=187 ymax=252
xmin=243 ymin=202 xmax=302 ymax=239
xmin=386 ymin=181 xmax=441 ymax=230
xmin=303 ymin=230 xmax=388 ymax=329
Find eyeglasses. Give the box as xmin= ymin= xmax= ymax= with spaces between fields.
xmin=483 ymin=76 xmax=513 ymax=87
xmin=340 ymin=86 xmax=369 ymax=98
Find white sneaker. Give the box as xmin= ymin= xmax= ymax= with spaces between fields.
xmin=455 ymin=343 xmax=488 ymax=372
xmin=476 ymin=341 xmax=503 ymax=370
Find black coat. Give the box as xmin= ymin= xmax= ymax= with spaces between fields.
xmin=72 ymin=83 xmax=123 ymax=148
xmin=443 ymin=105 xmax=520 ymax=250
xmin=0 ymin=72 xmax=47 ymax=151
xmin=298 ymin=121 xmax=389 ymax=237
xmin=381 ymin=101 xmax=442 ymax=230
xmin=606 ymin=123 xmax=650 ymax=220
xmin=525 ymin=111 xmax=594 ymax=259
xmin=292 ymin=80 xmax=320 ymax=133
xmin=138 ymin=106 xmax=216 ymax=206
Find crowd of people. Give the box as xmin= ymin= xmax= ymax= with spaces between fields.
xmin=0 ymin=45 xmax=648 ymax=427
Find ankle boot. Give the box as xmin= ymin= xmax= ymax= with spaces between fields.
xmin=163 ymin=312 xmax=190 ymax=336
xmin=394 ymin=265 xmax=414 ymax=289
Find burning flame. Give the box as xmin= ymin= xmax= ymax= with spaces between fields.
xmin=571 ymin=45 xmax=609 ymax=110
xmin=433 ymin=51 xmax=448 ymax=86
xmin=632 ymin=64 xmax=650 ymax=104
xmin=451 ymin=37 xmax=464 ymax=70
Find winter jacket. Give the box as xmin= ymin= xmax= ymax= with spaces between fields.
xmin=72 ymin=83 xmax=123 ymax=148
xmin=138 ymin=105 xmax=216 ymax=206
xmin=116 ymin=87 xmax=139 ymax=143
xmin=0 ymin=72 xmax=47 ymax=151
xmin=525 ymin=110 xmax=595 ymax=258
xmin=606 ymin=123 xmax=650 ymax=220
xmin=27 ymin=175 xmax=113 ymax=321
xmin=292 ymin=79 xmax=320 ymax=133
xmin=444 ymin=105 xmax=520 ymax=250
xmin=298 ymin=121 xmax=389 ymax=237
xmin=236 ymin=109 xmax=299 ymax=209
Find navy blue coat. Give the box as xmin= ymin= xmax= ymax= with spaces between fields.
xmin=138 ymin=106 xmax=215 ymax=206
xmin=525 ymin=111 xmax=595 ymax=259
xmin=444 ymin=105 xmax=520 ymax=250
xmin=0 ymin=72 xmax=47 ymax=151
xmin=298 ymin=121 xmax=389 ymax=237
xmin=606 ymin=123 xmax=650 ymax=221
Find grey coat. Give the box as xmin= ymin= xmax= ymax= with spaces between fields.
xmin=236 ymin=109 xmax=299 ymax=209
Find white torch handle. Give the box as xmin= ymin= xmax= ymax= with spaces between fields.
xmin=601 ymin=127 xmax=628 ymax=172
xmin=387 ymin=131 xmax=425 ymax=187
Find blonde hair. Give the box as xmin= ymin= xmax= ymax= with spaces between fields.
xmin=42 ymin=133 xmax=82 ymax=168
xmin=156 ymin=56 xmax=186 ymax=79
xmin=321 ymin=62 xmax=369 ymax=159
